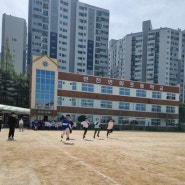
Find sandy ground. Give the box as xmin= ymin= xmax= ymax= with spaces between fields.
xmin=0 ymin=128 xmax=185 ymax=185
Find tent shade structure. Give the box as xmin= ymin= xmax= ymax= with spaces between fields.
xmin=0 ymin=104 xmax=30 ymax=115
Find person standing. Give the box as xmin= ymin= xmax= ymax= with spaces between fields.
xmin=93 ymin=118 xmax=101 ymax=139
xmin=61 ymin=114 xmax=71 ymax=141
xmin=81 ymin=117 xmax=89 ymax=139
xmin=107 ymin=118 xmax=114 ymax=138
xmin=19 ymin=118 xmax=24 ymax=132
xmin=8 ymin=112 xmax=17 ymax=140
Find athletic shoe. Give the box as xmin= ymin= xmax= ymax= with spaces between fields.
xmin=83 ymin=135 xmax=85 ymax=139
xmin=66 ymin=137 xmax=69 ymax=141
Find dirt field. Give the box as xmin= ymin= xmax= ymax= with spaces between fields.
xmin=0 ymin=129 xmax=185 ymax=185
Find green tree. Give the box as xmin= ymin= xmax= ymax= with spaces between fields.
xmin=78 ymin=115 xmax=87 ymax=122
xmin=1 ymin=38 xmax=15 ymax=73
xmin=13 ymin=73 xmax=30 ymax=107
xmin=0 ymin=38 xmax=30 ymax=108
xmin=179 ymin=104 xmax=185 ymax=123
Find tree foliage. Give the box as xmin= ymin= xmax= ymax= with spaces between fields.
xmin=179 ymin=104 xmax=185 ymax=123
xmin=0 ymin=38 xmax=30 ymax=108
xmin=78 ymin=115 xmax=87 ymax=122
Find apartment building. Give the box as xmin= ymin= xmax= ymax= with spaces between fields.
xmin=30 ymin=55 xmax=179 ymax=127
xmin=1 ymin=14 xmax=27 ymax=74
xmin=28 ymin=0 xmax=109 ymax=76
xmin=108 ymin=20 xmax=185 ymax=103
xmin=75 ymin=2 xmax=109 ymax=76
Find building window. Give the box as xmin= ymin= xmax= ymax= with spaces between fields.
xmin=81 ymin=99 xmax=94 ymax=108
xmin=101 ymin=86 xmax=112 ymax=94
xmin=166 ymin=119 xmax=175 ymax=126
xmin=166 ymin=106 xmax=175 ymax=113
xmin=152 ymin=91 xmax=161 ymax=99
xmin=72 ymin=82 xmax=77 ymax=90
xmin=135 ymin=118 xmax=145 ymax=126
xmin=119 ymin=102 xmax=130 ymax=110
xmin=166 ymin=93 xmax=176 ymax=100
xmin=58 ymin=96 xmax=62 ymax=106
xmin=82 ymin=83 xmax=94 ymax=92
xmin=119 ymin=117 xmax=130 ymax=125
xmin=71 ymin=98 xmax=76 ymax=106
xmin=136 ymin=90 xmax=146 ymax=97
xmin=151 ymin=105 xmax=161 ymax=112
xmin=151 ymin=119 xmax=161 ymax=126
xmin=58 ymin=80 xmax=62 ymax=89
xmin=101 ymin=116 xmax=112 ymax=123
xmin=35 ymin=69 xmax=55 ymax=110
xmin=100 ymin=100 xmax=112 ymax=109
xmin=135 ymin=104 xmax=146 ymax=111
xmin=119 ymin=88 xmax=130 ymax=96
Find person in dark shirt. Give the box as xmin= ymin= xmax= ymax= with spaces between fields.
xmin=8 ymin=112 xmax=17 ymax=140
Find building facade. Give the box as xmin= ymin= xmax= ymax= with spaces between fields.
xmin=28 ymin=0 xmax=109 ymax=76
xmin=1 ymin=14 xmax=27 ymax=74
xmin=74 ymin=2 xmax=109 ymax=76
xmin=108 ymin=20 xmax=185 ymax=103
xmin=30 ymin=56 xmax=179 ymax=127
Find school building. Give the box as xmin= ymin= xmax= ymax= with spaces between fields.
xmin=30 ymin=55 xmax=179 ymax=127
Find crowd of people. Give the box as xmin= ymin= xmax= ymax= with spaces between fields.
xmin=0 ymin=112 xmax=114 ymax=141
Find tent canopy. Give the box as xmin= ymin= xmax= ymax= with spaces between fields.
xmin=0 ymin=104 xmax=30 ymax=115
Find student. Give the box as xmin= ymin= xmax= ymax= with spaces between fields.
xmin=19 ymin=118 xmax=24 ymax=132
xmin=81 ymin=117 xmax=89 ymax=139
xmin=93 ymin=118 xmax=101 ymax=139
xmin=107 ymin=118 xmax=114 ymax=138
xmin=8 ymin=112 xmax=17 ymax=140
xmin=61 ymin=114 xmax=71 ymax=141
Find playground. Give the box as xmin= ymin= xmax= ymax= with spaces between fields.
xmin=0 ymin=129 xmax=185 ymax=185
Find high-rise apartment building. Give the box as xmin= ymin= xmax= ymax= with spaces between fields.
xmin=1 ymin=14 xmax=27 ymax=74
xmin=28 ymin=0 xmax=109 ymax=76
xmin=75 ymin=2 xmax=109 ymax=76
xmin=108 ymin=20 xmax=185 ymax=103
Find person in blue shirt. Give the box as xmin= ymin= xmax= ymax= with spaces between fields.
xmin=61 ymin=114 xmax=71 ymax=141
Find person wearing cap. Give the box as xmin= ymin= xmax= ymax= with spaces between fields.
xmin=61 ymin=114 xmax=71 ymax=141
xmin=8 ymin=112 xmax=17 ymax=140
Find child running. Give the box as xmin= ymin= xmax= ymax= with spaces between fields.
xmin=107 ymin=118 xmax=114 ymax=138
xmin=61 ymin=114 xmax=71 ymax=141
xmin=81 ymin=117 xmax=89 ymax=139
xmin=93 ymin=118 xmax=101 ymax=139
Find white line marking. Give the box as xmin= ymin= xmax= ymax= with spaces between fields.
xmin=40 ymin=133 xmax=122 ymax=185
xmin=62 ymin=150 xmax=121 ymax=185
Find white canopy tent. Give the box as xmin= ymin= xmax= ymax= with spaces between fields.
xmin=0 ymin=104 xmax=30 ymax=115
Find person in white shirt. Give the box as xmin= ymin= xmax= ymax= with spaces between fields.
xmin=19 ymin=118 xmax=24 ymax=132
xmin=81 ymin=118 xmax=89 ymax=139
xmin=93 ymin=118 xmax=101 ymax=139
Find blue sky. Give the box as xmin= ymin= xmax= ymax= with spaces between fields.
xmin=0 ymin=0 xmax=185 ymax=48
